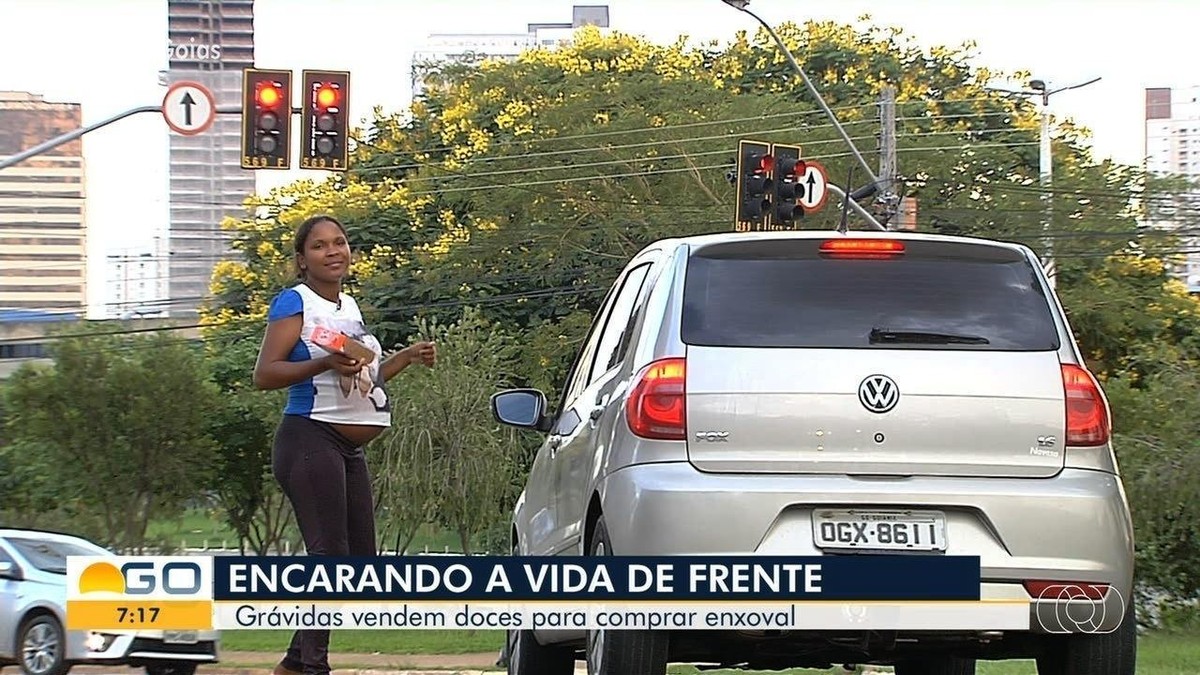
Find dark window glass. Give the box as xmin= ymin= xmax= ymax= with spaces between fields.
xmin=681 ymin=239 xmax=1060 ymax=351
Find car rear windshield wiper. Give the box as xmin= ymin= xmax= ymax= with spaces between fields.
xmin=869 ymin=328 xmax=991 ymax=345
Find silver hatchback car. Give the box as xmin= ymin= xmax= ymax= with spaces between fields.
xmin=492 ymin=230 xmax=1136 ymax=675
xmin=0 ymin=529 xmax=220 ymax=675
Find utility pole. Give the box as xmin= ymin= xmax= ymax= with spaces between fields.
xmin=720 ymin=0 xmax=887 ymax=231
xmin=0 ymin=104 xmax=246 ymax=171
xmin=878 ymin=86 xmax=898 ymax=229
xmin=991 ymin=76 xmax=1101 ymax=289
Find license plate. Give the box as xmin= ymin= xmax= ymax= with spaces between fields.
xmin=163 ymin=631 xmax=198 ymax=645
xmin=813 ymin=509 xmax=947 ymax=552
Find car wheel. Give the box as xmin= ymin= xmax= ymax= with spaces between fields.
xmin=146 ymin=663 xmax=199 ymax=675
xmin=18 ymin=615 xmax=69 ymax=675
xmin=586 ymin=517 xmax=668 ymax=675
xmin=894 ymin=656 xmax=976 ymax=675
xmin=504 ymin=628 xmax=576 ymax=675
xmin=1035 ymin=601 xmax=1136 ymax=675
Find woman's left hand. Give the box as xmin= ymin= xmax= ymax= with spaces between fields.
xmin=401 ymin=341 xmax=437 ymax=367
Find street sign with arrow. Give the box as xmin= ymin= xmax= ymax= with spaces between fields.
xmin=161 ymin=81 xmax=216 ymax=136
xmin=796 ymin=160 xmax=830 ymax=214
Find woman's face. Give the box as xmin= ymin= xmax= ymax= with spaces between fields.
xmin=298 ymin=220 xmax=351 ymax=284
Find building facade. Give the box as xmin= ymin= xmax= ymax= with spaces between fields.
xmin=1145 ymin=86 xmax=1200 ymax=293
xmin=165 ymin=0 xmax=256 ymax=317
xmin=106 ymin=238 xmax=170 ymax=319
xmin=0 ymin=91 xmax=87 ymax=317
xmin=411 ymin=5 xmax=610 ymax=99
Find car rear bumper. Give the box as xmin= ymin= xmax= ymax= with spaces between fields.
xmin=598 ymin=461 xmax=1134 ymax=633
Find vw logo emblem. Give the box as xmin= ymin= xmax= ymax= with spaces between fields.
xmin=858 ymin=375 xmax=899 ymax=413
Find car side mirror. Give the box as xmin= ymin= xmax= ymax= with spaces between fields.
xmin=491 ymin=389 xmax=551 ymax=431
xmin=0 ymin=561 xmax=21 ymax=580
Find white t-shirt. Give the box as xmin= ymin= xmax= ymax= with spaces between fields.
xmin=266 ymin=283 xmax=391 ymax=428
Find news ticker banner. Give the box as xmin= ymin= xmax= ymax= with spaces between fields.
xmin=65 ymin=555 xmax=1030 ymax=631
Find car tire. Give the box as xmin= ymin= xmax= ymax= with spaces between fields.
xmin=1035 ymin=600 xmax=1137 ymax=675
xmin=585 ymin=517 xmax=669 ymax=675
xmin=502 ymin=539 xmax=576 ymax=675
xmin=17 ymin=614 xmax=69 ymax=675
xmin=145 ymin=664 xmax=198 ymax=675
xmin=504 ymin=628 xmax=576 ymax=675
xmin=894 ymin=656 xmax=976 ymax=675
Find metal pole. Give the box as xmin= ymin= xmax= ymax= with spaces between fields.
xmin=721 ymin=1 xmax=886 ymax=231
xmin=879 ymin=85 xmax=898 ymax=229
xmin=0 ymin=105 xmax=160 ymax=171
xmin=826 ymin=183 xmax=881 ymax=227
xmin=1039 ymin=98 xmax=1055 ymax=288
xmin=0 ymin=104 xmax=247 ymax=171
xmin=722 ymin=1 xmax=880 ymax=187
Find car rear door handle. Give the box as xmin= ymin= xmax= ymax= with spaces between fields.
xmin=547 ymin=436 xmax=563 ymax=457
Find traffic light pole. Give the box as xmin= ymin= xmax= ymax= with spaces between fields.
xmin=0 ymin=104 xmax=303 ymax=172
xmin=722 ymin=0 xmax=886 ymax=231
xmin=0 ymin=105 xmax=159 ymax=171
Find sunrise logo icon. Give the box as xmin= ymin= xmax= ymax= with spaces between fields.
xmin=78 ymin=561 xmax=126 ymax=595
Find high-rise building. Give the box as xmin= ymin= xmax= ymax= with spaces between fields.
xmin=107 ymin=238 xmax=169 ymax=319
xmin=0 ymin=91 xmax=87 ymax=317
xmin=1144 ymin=86 xmax=1200 ymax=293
xmin=164 ymin=0 xmax=256 ymax=317
xmin=411 ymin=5 xmax=610 ymax=99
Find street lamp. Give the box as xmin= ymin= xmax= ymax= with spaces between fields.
xmin=993 ymin=76 xmax=1101 ymax=288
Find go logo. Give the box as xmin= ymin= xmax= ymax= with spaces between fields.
xmin=78 ymin=560 xmax=203 ymax=596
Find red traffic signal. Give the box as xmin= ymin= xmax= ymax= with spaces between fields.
xmin=256 ymin=82 xmax=283 ymax=109
xmin=241 ymin=68 xmax=292 ymax=170
xmin=300 ymin=70 xmax=350 ymax=171
xmin=316 ymin=84 xmax=339 ymax=110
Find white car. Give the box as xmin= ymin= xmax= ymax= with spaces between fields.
xmin=0 ymin=529 xmax=220 ymax=675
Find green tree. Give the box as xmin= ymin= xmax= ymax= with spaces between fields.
xmin=200 ymin=19 xmax=1200 ymax=593
xmin=5 ymin=333 xmax=219 ymax=552
xmin=373 ymin=309 xmax=526 ymax=554
xmin=203 ymin=323 xmax=295 ymax=554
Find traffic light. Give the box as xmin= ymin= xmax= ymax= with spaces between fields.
xmin=734 ymin=139 xmax=773 ymax=231
xmin=241 ymin=68 xmax=292 ymax=170
xmin=769 ymin=143 xmax=805 ymax=229
xmin=300 ymin=70 xmax=350 ymax=171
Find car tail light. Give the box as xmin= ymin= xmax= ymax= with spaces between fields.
xmin=627 ymin=357 xmax=686 ymax=440
xmin=1023 ymin=580 xmax=1110 ymax=601
xmin=1062 ymin=364 xmax=1110 ymax=446
xmin=819 ymin=239 xmax=906 ymax=258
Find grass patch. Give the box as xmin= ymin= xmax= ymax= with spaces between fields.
xmin=149 ymin=509 xmax=490 ymax=554
xmin=221 ymin=629 xmax=505 ymax=655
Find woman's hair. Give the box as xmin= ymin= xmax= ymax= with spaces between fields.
xmin=293 ymin=215 xmax=348 ymax=279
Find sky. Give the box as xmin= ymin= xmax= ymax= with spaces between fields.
xmin=3 ymin=0 xmax=1200 ymax=317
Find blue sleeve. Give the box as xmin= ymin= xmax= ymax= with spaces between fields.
xmin=267 ymin=288 xmax=303 ymax=322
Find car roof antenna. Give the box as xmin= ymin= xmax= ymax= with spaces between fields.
xmin=836 ymin=165 xmax=854 ymax=235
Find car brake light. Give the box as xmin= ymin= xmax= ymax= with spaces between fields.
xmin=627 ymin=357 xmax=686 ymax=440
xmin=819 ymin=239 xmax=906 ymax=257
xmin=1023 ymin=580 xmax=1110 ymax=601
xmin=1062 ymin=364 xmax=1110 ymax=446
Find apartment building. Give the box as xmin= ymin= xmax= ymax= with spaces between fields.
xmin=0 ymin=91 xmax=87 ymax=316
xmin=411 ymin=5 xmax=610 ymax=99
xmin=1145 ymin=86 xmax=1200 ymax=292
xmin=164 ymin=0 xmax=256 ymax=317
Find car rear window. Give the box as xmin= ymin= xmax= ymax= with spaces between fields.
xmin=681 ymin=238 xmax=1061 ymax=351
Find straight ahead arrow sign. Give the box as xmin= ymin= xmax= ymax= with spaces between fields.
xmin=180 ymin=92 xmax=196 ymax=127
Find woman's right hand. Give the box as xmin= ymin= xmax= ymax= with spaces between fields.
xmin=323 ymin=353 xmax=364 ymax=376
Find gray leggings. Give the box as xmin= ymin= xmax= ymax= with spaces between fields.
xmin=273 ymin=414 xmax=376 ymax=675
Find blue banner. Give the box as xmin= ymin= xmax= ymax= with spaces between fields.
xmin=213 ymin=555 xmax=980 ymax=602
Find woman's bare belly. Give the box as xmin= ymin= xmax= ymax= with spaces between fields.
xmin=331 ymin=423 xmax=386 ymax=447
